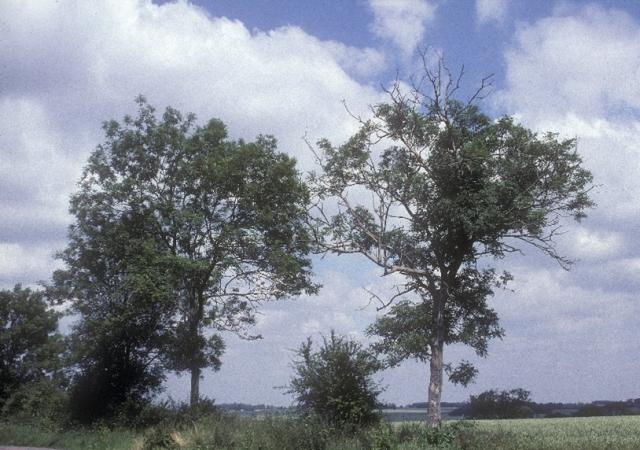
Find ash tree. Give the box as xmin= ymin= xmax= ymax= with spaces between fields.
xmin=310 ymin=56 xmax=593 ymax=427
xmin=55 ymin=97 xmax=317 ymax=407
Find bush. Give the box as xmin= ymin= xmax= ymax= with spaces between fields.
xmin=286 ymin=331 xmax=382 ymax=429
xmin=67 ymin=338 xmax=165 ymax=425
xmin=468 ymin=388 xmax=534 ymax=419
xmin=0 ymin=378 xmax=69 ymax=426
xmin=110 ymin=396 xmax=220 ymax=429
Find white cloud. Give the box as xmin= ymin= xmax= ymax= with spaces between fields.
xmin=475 ymin=0 xmax=508 ymax=25
xmin=324 ymin=42 xmax=387 ymax=78
xmin=0 ymin=0 xmax=386 ymax=288
xmin=567 ymin=227 xmax=624 ymax=261
xmin=368 ymin=0 xmax=436 ymax=56
xmin=473 ymin=265 xmax=640 ymax=402
xmin=489 ymin=4 xmax=640 ymax=402
xmin=0 ymin=243 xmax=61 ymax=285
xmin=501 ymin=5 xmax=640 ymax=121
xmin=499 ymin=4 xmax=640 ymax=246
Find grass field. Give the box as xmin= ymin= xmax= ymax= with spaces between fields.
xmin=1 ymin=415 xmax=639 ymax=449
xmin=467 ymin=415 xmax=640 ymax=450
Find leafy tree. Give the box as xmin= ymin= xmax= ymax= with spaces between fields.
xmin=55 ymin=97 xmax=317 ymax=406
xmin=310 ymin=56 xmax=593 ymax=426
xmin=66 ymin=281 xmax=173 ymax=424
xmin=51 ymin=179 xmax=182 ymax=422
xmin=287 ymin=331 xmax=382 ymax=428
xmin=468 ymin=388 xmax=534 ymax=419
xmin=0 ymin=285 xmax=65 ymax=409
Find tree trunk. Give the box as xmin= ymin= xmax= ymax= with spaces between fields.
xmin=427 ymin=339 xmax=444 ymax=427
xmin=190 ymin=366 xmax=200 ymax=407
xmin=188 ymin=287 xmax=203 ymax=407
xmin=427 ymin=290 xmax=446 ymax=428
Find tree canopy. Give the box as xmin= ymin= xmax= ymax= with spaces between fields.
xmin=0 ymin=285 xmax=65 ymax=407
xmin=54 ymin=97 xmax=318 ymax=409
xmin=310 ymin=57 xmax=593 ymax=426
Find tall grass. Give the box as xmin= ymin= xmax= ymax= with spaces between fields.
xmin=0 ymin=421 xmax=136 ymax=450
xmin=1 ymin=414 xmax=640 ymax=449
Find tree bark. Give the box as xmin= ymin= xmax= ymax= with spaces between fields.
xmin=190 ymin=366 xmax=200 ymax=407
xmin=427 ymin=290 xmax=446 ymax=428
xmin=427 ymin=339 xmax=444 ymax=427
xmin=188 ymin=287 xmax=203 ymax=407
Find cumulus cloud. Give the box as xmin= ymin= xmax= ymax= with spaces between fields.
xmin=491 ymin=4 xmax=640 ymax=401
xmin=475 ymin=265 xmax=640 ymax=402
xmin=499 ymin=5 xmax=640 ymax=222
xmin=567 ymin=228 xmax=624 ymax=261
xmin=501 ymin=5 xmax=640 ymax=121
xmin=475 ymin=0 xmax=508 ymax=25
xmin=368 ymin=0 xmax=436 ymax=56
xmin=0 ymin=0 xmax=385 ymax=289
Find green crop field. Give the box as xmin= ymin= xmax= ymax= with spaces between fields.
xmin=462 ymin=416 xmax=640 ymax=450
xmin=1 ymin=415 xmax=640 ymax=449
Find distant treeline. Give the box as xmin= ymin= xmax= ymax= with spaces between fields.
xmin=399 ymin=396 xmax=640 ymax=419
xmin=217 ymin=403 xmax=291 ymax=413
xmin=221 ymin=397 xmax=640 ymax=419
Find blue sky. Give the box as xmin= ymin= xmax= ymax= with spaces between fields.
xmin=1 ymin=0 xmax=640 ymax=406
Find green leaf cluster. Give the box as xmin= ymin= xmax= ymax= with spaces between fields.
xmin=0 ymin=285 xmax=65 ymax=409
xmin=53 ymin=96 xmax=317 ymax=416
xmin=287 ymin=331 xmax=382 ymax=428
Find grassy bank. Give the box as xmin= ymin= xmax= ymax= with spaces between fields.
xmin=0 ymin=422 xmax=136 ymax=450
xmin=1 ymin=414 xmax=639 ymax=449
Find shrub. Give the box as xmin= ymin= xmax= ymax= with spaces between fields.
xmin=286 ymin=330 xmax=382 ymax=429
xmin=0 ymin=378 xmax=69 ymax=426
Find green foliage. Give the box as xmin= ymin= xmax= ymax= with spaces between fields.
xmin=468 ymin=388 xmax=534 ymax=419
xmin=0 ymin=285 xmax=65 ymax=410
xmin=67 ymin=341 xmax=165 ymax=424
xmin=53 ymin=96 xmax=317 ymax=408
xmin=368 ymin=422 xmax=395 ymax=450
xmin=312 ymin=56 xmax=594 ymax=424
xmin=64 ymin=243 xmax=172 ymax=422
xmin=445 ymin=361 xmax=478 ymax=387
xmin=287 ymin=331 xmax=383 ymax=429
xmin=1 ymin=378 xmax=69 ymax=425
